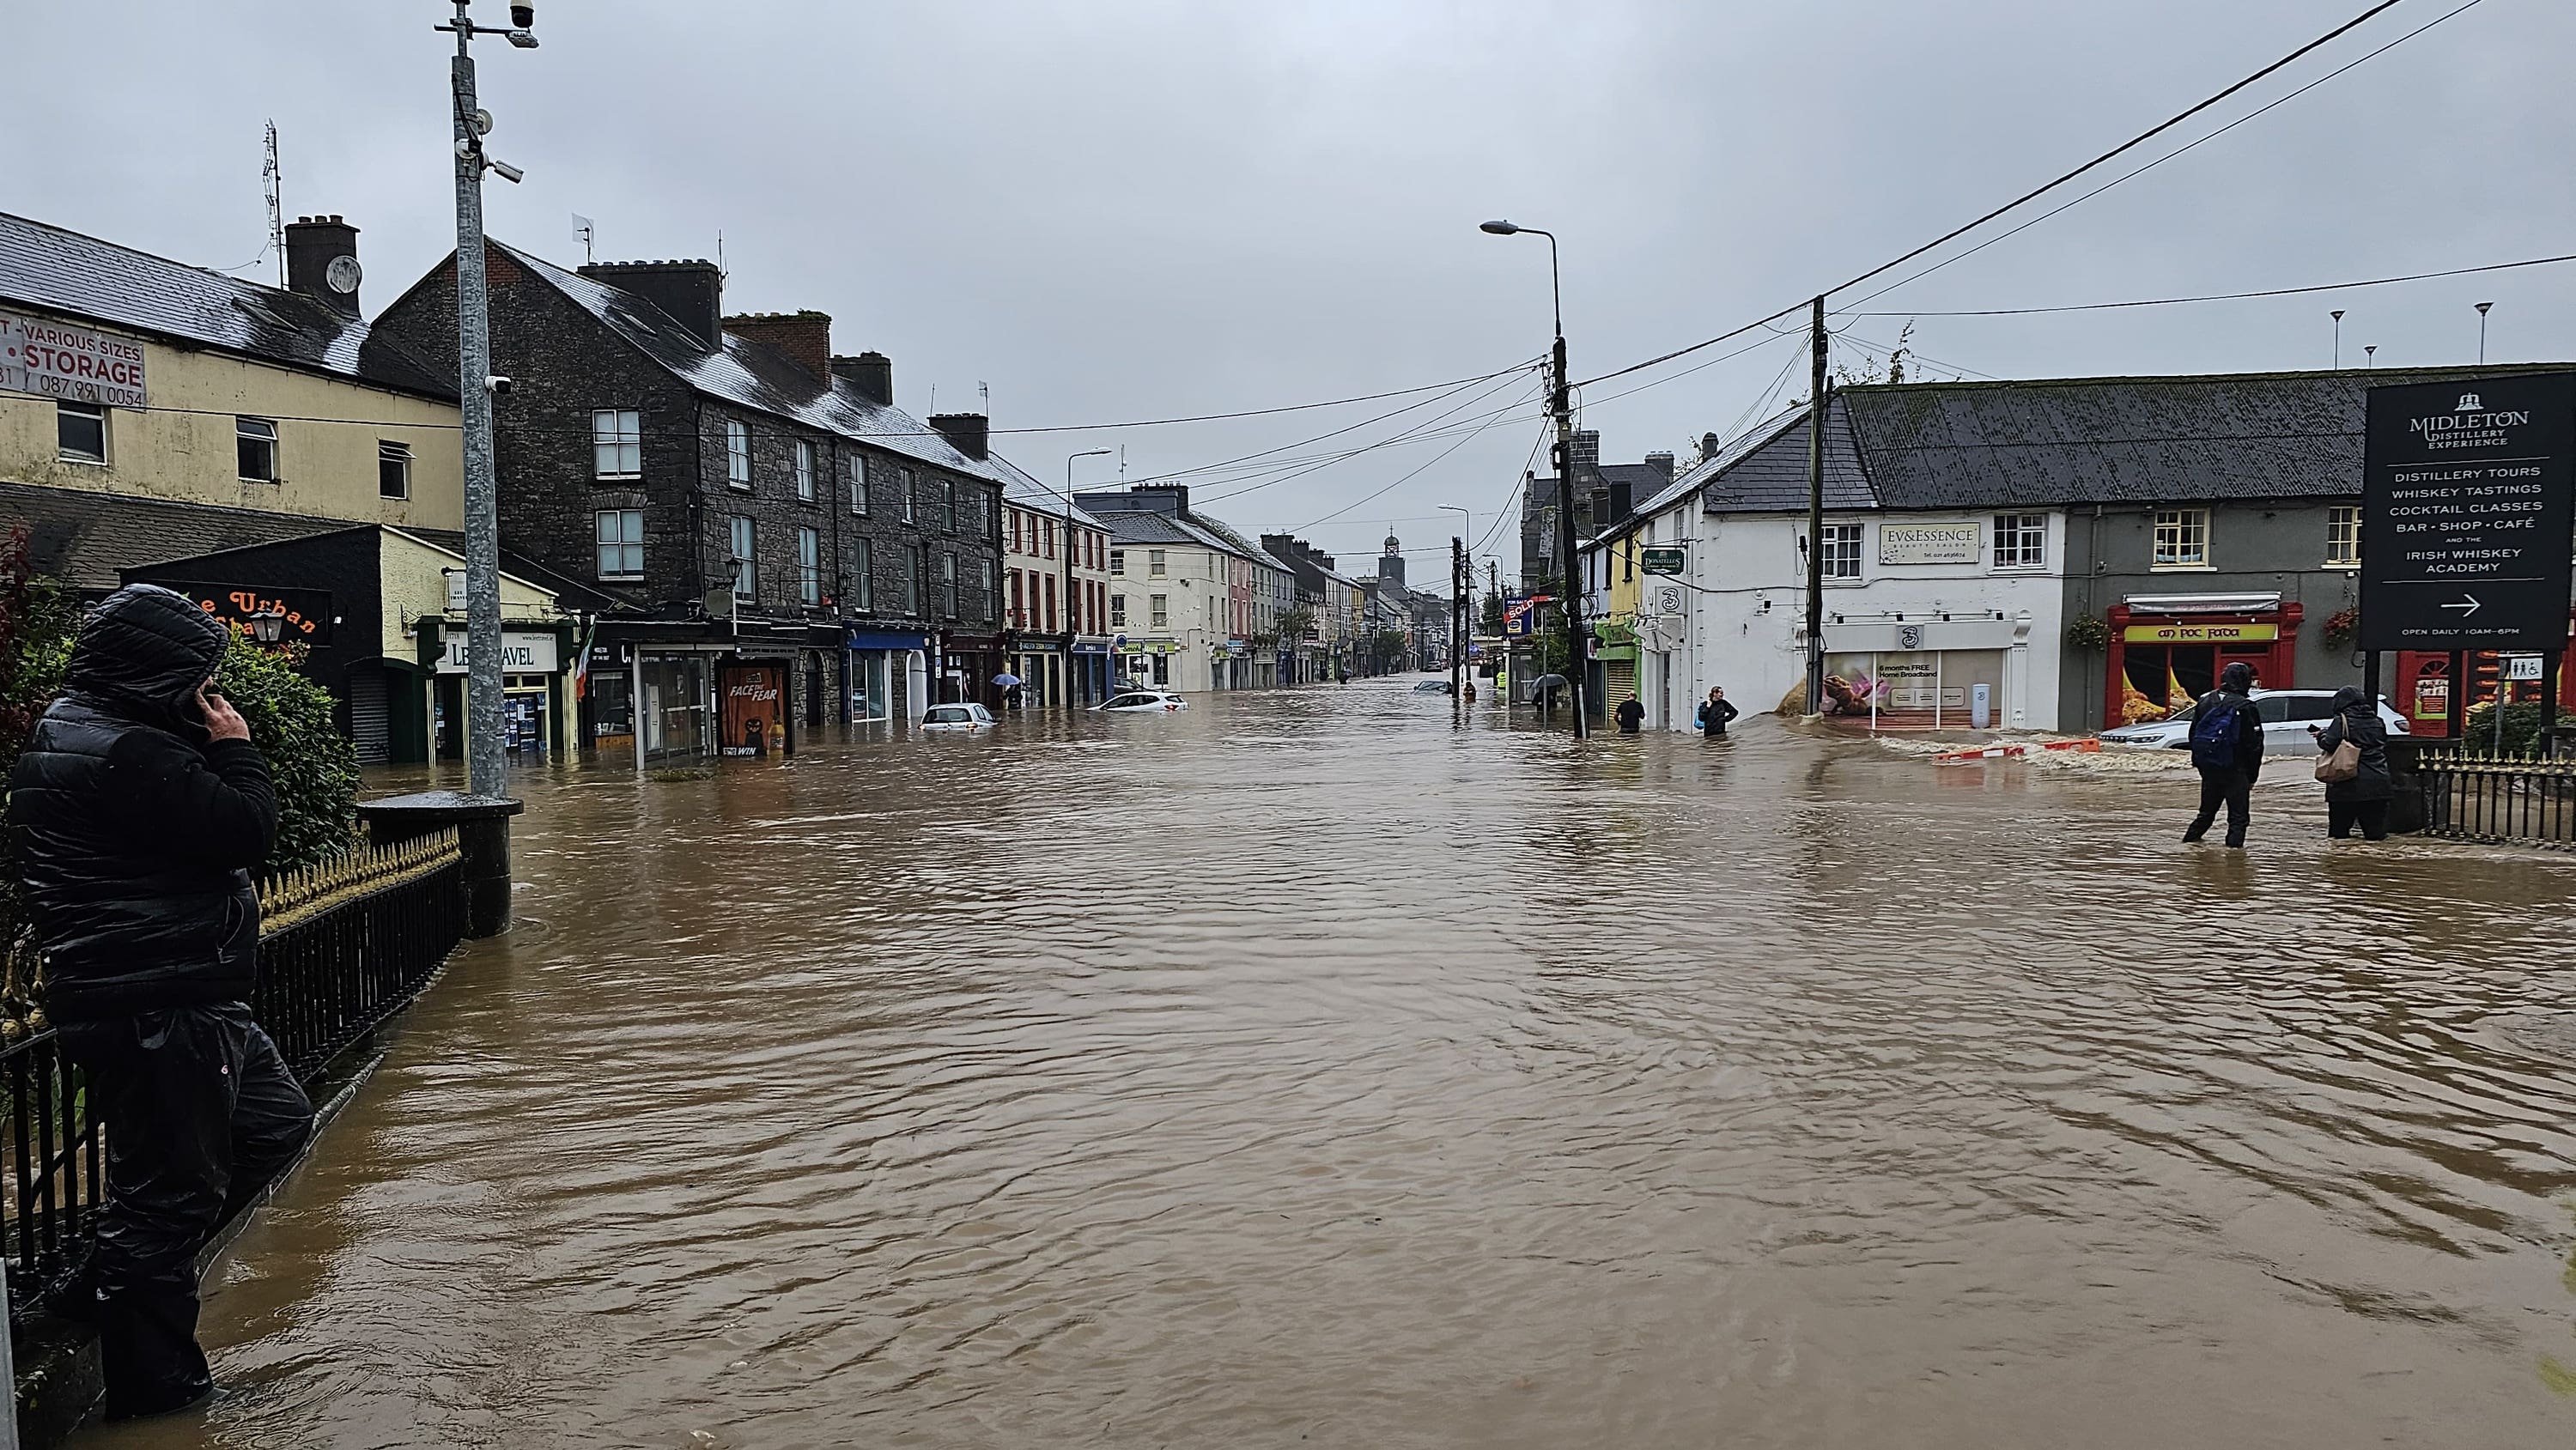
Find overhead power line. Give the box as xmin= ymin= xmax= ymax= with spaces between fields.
xmin=1851 ymin=250 xmax=2576 ymax=319
xmin=991 ymin=360 xmax=1539 ymax=435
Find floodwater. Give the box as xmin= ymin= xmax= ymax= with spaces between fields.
xmin=100 ymin=680 xmax=2576 ymax=1448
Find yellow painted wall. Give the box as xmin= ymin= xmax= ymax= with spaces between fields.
xmin=0 ymin=309 xmax=461 ymax=530
xmin=378 ymin=527 xmax=563 ymax=660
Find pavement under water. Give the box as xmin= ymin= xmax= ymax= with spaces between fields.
xmin=94 ymin=679 xmax=2576 ymax=1448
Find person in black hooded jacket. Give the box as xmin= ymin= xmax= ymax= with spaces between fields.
xmin=9 ymin=584 xmax=313 ymax=1420
xmin=2182 ymin=660 xmax=2266 ymax=848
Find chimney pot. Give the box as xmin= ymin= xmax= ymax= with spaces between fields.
xmin=722 ymin=310 xmax=832 ymax=380
xmin=579 ymin=259 xmax=725 ymax=350
xmin=928 ymin=411 xmax=990 ymax=461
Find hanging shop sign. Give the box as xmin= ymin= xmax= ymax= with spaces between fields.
xmin=1877 ymin=522 xmax=1984 ymax=566
xmin=2362 ymin=373 xmax=2576 ymax=651
xmin=163 ymin=581 xmax=333 ymax=644
xmin=0 ymin=309 xmax=147 ymax=408
xmin=2121 ymin=622 xmax=2280 ymax=644
xmin=436 ymin=630 xmax=559 ymax=675
xmin=1639 ymin=547 xmax=1686 ymax=575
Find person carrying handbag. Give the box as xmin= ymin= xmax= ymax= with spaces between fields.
xmin=2311 ymin=686 xmax=2394 ymax=840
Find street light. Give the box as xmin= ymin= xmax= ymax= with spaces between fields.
xmin=2330 ymin=309 xmax=2344 ymax=369
xmin=2476 ymin=301 xmax=2494 ymax=364
xmin=435 ymin=0 xmax=540 ymax=799
xmin=1479 ymin=216 xmax=1583 ymax=737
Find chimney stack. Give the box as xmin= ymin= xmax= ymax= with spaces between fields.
xmin=831 ymin=352 xmax=894 ymax=406
xmin=929 ymin=412 xmax=990 ymax=461
xmin=580 ymin=259 xmax=723 ymax=350
xmin=723 ymin=311 xmax=831 ymax=379
xmin=1645 ymin=451 xmax=1674 ymax=482
xmin=284 ymin=215 xmax=361 ymax=318
xmin=1569 ymin=429 xmax=1601 ymax=469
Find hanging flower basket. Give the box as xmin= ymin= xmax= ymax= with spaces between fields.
xmin=2320 ymin=608 xmax=2358 ymax=652
xmin=2065 ymin=614 xmax=2111 ymax=652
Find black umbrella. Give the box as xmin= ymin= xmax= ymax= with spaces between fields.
xmin=1531 ymin=673 xmax=1569 ymax=690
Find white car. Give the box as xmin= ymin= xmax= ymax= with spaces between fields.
xmin=2099 ymin=689 xmax=2409 ymax=749
xmin=1097 ymin=689 xmax=1189 ymax=713
xmin=920 ymin=702 xmax=996 ymax=732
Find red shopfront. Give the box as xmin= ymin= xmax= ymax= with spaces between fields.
xmin=2106 ymin=598 xmax=2303 ymax=725
xmin=2393 ymin=610 xmax=2576 ymax=739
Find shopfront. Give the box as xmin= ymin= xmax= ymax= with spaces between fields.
xmin=845 ymin=629 xmax=923 ymax=725
xmin=941 ymin=630 xmax=1005 ymax=707
xmin=2395 ymin=611 xmax=2576 ymax=739
xmin=1121 ymin=640 xmax=1182 ymax=688
xmin=1818 ymin=615 xmax=2031 ymax=731
xmin=2105 ymin=594 xmax=2302 ymax=726
xmin=1072 ymin=640 xmax=1112 ymax=704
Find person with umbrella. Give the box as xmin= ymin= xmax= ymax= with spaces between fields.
xmin=993 ymin=670 xmax=1024 ymax=709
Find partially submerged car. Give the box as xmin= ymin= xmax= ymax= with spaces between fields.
xmin=1097 ymin=690 xmax=1188 ymax=713
xmin=2099 ymin=689 xmax=2408 ymax=749
xmin=920 ymin=702 xmax=996 ymax=732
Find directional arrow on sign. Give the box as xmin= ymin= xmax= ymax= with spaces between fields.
xmin=2439 ymin=594 xmax=2484 ymax=616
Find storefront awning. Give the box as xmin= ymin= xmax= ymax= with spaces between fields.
xmin=2123 ymin=592 xmax=2284 ymax=616
xmin=848 ymin=629 xmax=929 ymax=651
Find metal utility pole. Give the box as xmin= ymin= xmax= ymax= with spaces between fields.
xmin=1802 ymin=295 xmax=1828 ymax=716
xmin=1481 ymin=218 xmax=1584 ymax=737
xmin=439 ymin=0 xmax=539 ymax=798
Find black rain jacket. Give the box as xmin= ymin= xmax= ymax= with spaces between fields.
xmin=9 ymin=585 xmax=277 ymax=1022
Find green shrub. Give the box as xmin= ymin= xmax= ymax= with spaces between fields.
xmin=2458 ymin=701 xmax=2576 ymax=759
xmin=210 ymin=629 xmax=358 ymax=871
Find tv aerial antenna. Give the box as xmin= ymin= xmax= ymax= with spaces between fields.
xmin=262 ymin=120 xmax=285 ymax=287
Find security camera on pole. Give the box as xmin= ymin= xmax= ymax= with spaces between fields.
xmin=436 ymin=0 xmax=538 ymax=798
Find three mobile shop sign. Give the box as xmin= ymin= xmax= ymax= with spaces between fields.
xmin=2361 ymin=373 xmax=2575 ymax=652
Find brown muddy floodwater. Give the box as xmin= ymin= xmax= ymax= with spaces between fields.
xmin=96 ymin=679 xmax=2576 ymax=1449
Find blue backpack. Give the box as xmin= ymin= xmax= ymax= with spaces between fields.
xmin=2188 ymin=697 xmax=2243 ymax=770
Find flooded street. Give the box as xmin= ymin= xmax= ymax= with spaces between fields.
xmin=104 ymin=681 xmax=2576 ymax=1449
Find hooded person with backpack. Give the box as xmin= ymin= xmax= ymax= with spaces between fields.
xmin=2182 ymin=660 xmax=2266 ymax=848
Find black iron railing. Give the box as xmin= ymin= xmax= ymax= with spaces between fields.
xmin=2 ymin=828 xmax=465 ymax=1322
xmin=2417 ymin=750 xmax=2576 ymax=849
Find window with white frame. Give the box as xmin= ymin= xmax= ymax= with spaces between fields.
xmin=797 ymin=526 xmax=821 ymax=605
xmin=592 ymin=409 xmax=641 ymax=477
xmin=1110 ymin=593 xmax=1127 ymax=628
xmin=976 ymin=558 xmax=994 ymax=622
xmin=595 ymin=509 xmax=643 ymax=580
xmin=1109 ymin=549 xmax=1126 ymax=576
xmin=726 ymin=420 xmax=751 ymax=489
xmin=2154 ymin=509 xmax=2210 ymax=569
xmin=2325 ymin=505 xmax=2360 ymax=567
xmin=794 ymin=440 xmax=815 ymax=501
xmin=939 ymin=552 xmax=958 ymax=617
xmin=902 ymin=547 xmax=922 ymax=613
xmin=848 ymin=453 xmax=869 ymax=514
xmin=940 ymin=477 xmax=957 ymax=532
xmin=852 ymin=537 xmax=873 ymax=610
xmin=1993 ymin=513 xmax=2045 ymax=569
xmin=57 ymin=401 xmax=106 ymax=464
xmin=729 ymin=515 xmax=756 ymax=598
xmin=236 ymin=416 xmax=277 ymax=482
xmin=899 ymin=467 xmax=916 ymax=525
xmin=1150 ymin=593 xmax=1170 ymax=628
xmin=1820 ymin=522 xmax=1862 ymax=580
xmin=1148 ymin=549 xmax=1167 ymax=578
xmin=379 ymin=440 xmax=412 ymax=500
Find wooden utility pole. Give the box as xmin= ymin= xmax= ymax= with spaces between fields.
xmin=1451 ymin=536 xmax=1467 ymax=701
xmin=1553 ymin=333 xmax=1589 ymax=737
xmin=1802 ymin=295 xmax=1829 ymax=716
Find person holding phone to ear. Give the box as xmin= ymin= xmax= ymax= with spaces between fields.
xmin=9 ymin=584 xmax=314 ymax=1420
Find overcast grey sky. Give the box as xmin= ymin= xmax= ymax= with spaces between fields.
xmin=9 ymin=1 xmax=2573 ymax=567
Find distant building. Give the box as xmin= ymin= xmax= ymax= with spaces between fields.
xmin=993 ymin=453 xmax=1114 ymax=706
xmin=1078 ymin=484 xmax=1290 ymax=692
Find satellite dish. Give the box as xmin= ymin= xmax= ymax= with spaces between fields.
xmin=325 ymin=255 xmax=362 ymax=294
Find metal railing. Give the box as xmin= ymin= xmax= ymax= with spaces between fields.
xmin=2416 ymin=750 xmax=2576 ymax=849
xmin=2 ymin=829 xmax=465 ymax=1322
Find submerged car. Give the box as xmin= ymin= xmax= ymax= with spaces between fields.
xmin=920 ymin=702 xmax=996 ymax=732
xmin=1097 ymin=690 xmax=1188 ymax=713
xmin=1411 ymin=678 xmax=1455 ymax=695
xmin=2099 ymin=689 xmax=2409 ymax=749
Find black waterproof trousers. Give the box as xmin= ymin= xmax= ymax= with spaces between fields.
xmin=56 ymin=1004 xmax=313 ymax=1417
xmin=2184 ymin=767 xmax=2254 ymax=848
xmin=2328 ymin=799 xmax=2391 ymax=840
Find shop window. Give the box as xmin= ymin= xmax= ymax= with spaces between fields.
xmin=798 ymin=526 xmax=821 ymax=605
xmin=1993 ymin=513 xmax=2044 ymax=569
xmin=1111 ymin=593 xmax=1127 ymax=628
xmin=595 ymin=509 xmax=644 ymax=580
xmin=730 ymin=515 xmax=756 ymax=598
xmin=794 ymin=440 xmax=815 ymax=501
xmin=2326 ymin=505 xmax=2360 ymax=567
xmin=592 ymin=409 xmax=641 ymax=477
xmin=379 ymin=440 xmax=412 ymax=500
xmin=939 ymin=552 xmax=958 ymax=618
xmin=1820 ymin=523 xmax=1862 ymax=580
xmin=57 ymin=401 xmax=106 ymax=464
xmin=852 ymin=537 xmax=874 ymax=611
xmin=726 ymin=421 xmax=751 ymax=489
xmin=1150 ymin=593 xmax=1170 ymax=629
xmin=236 ymin=416 xmax=278 ymax=482
xmin=848 ymin=454 xmax=870 ymax=514
xmin=1148 ymin=549 xmax=1167 ymax=578
xmin=2154 ymin=509 xmax=2210 ymax=569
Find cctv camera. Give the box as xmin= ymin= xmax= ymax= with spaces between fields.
xmin=487 ymin=376 xmax=514 ymax=395
xmin=489 ymin=158 xmax=526 ymax=184
xmin=510 ymin=3 xmax=536 ymax=26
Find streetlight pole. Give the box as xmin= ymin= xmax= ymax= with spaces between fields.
xmin=2476 ymin=301 xmax=2494 ymax=364
xmin=1481 ymin=219 xmax=1585 ymax=737
xmin=437 ymin=0 xmax=538 ymax=797
xmin=1065 ymin=448 xmax=1110 ymax=706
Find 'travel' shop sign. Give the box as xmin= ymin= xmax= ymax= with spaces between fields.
xmin=436 ymin=631 xmax=559 ymax=675
xmin=2362 ymin=373 xmax=2576 ymax=651
xmin=1878 ymin=522 xmax=1983 ymax=566
xmin=1 ymin=309 xmax=148 ymax=408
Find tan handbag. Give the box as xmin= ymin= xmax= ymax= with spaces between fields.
xmin=2316 ymin=739 xmax=2361 ymax=783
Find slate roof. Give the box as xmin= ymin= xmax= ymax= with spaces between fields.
xmin=495 ymin=243 xmax=1001 ymax=482
xmin=1842 ymin=364 xmax=2573 ymax=509
xmin=1187 ymin=513 xmax=1291 ymax=573
xmin=989 ymin=453 xmax=1112 ymax=532
xmin=0 ymin=211 xmax=454 ymax=399
xmin=0 ymin=480 xmax=343 ymax=591
xmin=1087 ymin=510 xmax=1200 ymax=547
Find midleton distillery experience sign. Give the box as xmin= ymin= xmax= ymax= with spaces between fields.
xmin=0 ymin=308 xmax=147 ymax=409
xmin=1877 ymin=521 xmax=1984 ymax=566
xmin=2362 ymin=373 xmax=2576 ymax=652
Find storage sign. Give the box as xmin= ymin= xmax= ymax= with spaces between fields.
xmin=0 ymin=309 xmax=147 ymax=409
xmin=2361 ymin=373 xmax=2576 ymax=651
xmin=1877 ymin=522 xmax=1983 ymax=566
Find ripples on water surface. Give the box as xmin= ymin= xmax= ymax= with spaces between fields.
xmin=100 ymin=682 xmax=2576 ymax=1448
